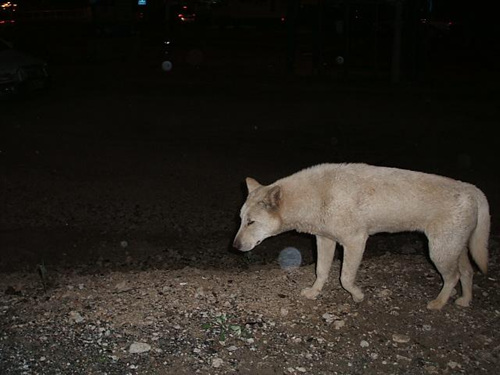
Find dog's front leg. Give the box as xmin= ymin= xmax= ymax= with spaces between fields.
xmin=301 ymin=235 xmax=336 ymax=299
xmin=340 ymin=235 xmax=368 ymax=303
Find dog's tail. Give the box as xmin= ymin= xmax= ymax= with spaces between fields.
xmin=469 ymin=188 xmax=490 ymax=274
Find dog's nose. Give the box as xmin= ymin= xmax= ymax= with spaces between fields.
xmin=233 ymin=239 xmax=241 ymax=250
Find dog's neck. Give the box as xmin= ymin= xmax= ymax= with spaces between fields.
xmin=278 ymin=186 xmax=326 ymax=236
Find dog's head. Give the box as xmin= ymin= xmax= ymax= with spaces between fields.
xmin=233 ymin=177 xmax=283 ymax=252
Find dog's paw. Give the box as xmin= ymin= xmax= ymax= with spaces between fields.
xmin=426 ymin=299 xmax=445 ymax=310
xmin=301 ymin=287 xmax=320 ymax=300
xmin=455 ymin=296 xmax=471 ymax=307
xmin=352 ymin=292 xmax=365 ymax=303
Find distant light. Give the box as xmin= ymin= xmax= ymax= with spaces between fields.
xmin=178 ymin=13 xmax=195 ymax=22
xmin=1 ymin=2 xmax=18 ymax=9
xmin=137 ymin=0 xmax=146 ymax=5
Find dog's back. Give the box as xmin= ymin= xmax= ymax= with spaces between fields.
xmin=277 ymin=163 xmax=484 ymax=236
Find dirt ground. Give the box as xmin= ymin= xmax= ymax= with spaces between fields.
xmin=1 ymin=32 xmax=500 ymax=374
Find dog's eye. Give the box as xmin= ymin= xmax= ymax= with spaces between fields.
xmin=247 ymin=220 xmax=255 ymax=226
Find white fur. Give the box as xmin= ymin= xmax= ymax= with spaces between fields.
xmin=233 ymin=163 xmax=490 ymax=310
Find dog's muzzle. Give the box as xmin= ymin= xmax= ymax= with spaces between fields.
xmin=233 ymin=239 xmax=242 ymax=250
xmin=233 ymin=238 xmax=260 ymax=252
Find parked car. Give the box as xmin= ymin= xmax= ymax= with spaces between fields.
xmin=0 ymin=38 xmax=49 ymax=98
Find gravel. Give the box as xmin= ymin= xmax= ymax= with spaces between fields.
xmin=1 ymin=246 xmax=499 ymax=374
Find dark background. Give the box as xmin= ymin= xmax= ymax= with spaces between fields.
xmin=1 ymin=0 xmax=499 ymax=272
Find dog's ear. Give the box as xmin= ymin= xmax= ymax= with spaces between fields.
xmin=264 ymin=185 xmax=281 ymax=209
xmin=245 ymin=177 xmax=261 ymax=193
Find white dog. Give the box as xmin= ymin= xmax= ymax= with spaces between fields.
xmin=233 ymin=163 xmax=490 ymax=310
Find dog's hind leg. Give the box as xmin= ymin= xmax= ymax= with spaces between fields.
xmin=427 ymin=238 xmax=462 ymax=310
xmin=301 ymin=236 xmax=336 ymax=300
xmin=340 ymin=235 xmax=368 ymax=303
xmin=455 ymin=248 xmax=474 ymax=307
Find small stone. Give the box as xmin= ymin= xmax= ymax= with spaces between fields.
xmin=392 ymin=334 xmax=410 ymax=343
xmin=296 ymin=367 xmax=307 ymax=373
xmin=322 ymin=312 xmax=332 ymax=319
xmin=424 ymin=365 xmax=439 ymax=374
xmin=337 ymin=304 xmax=351 ymax=314
xmin=396 ymin=355 xmax=411 ymax=362
xmin=360 ymin=340 xmax=369 ymax=348
xmin=322 ymin=313 xmax=335 ymax=323
xmin=212 ymin=357 xmax=223 ymax=368
xmin=448 ymin=361 xmax=460 ymax=369
xmin=292 ymin=337 xmax=302 ymax=343
xmin=227 ymin=345 xmax=237 ymax=352
xmin=377 ymin=289 xmax=392 ymax=298
xmin=370 ymin=352 xmax=379 ymax=360
xmin=69 ymin=311 xmax=84 ymax=324
xmin=129 ymin=342 xmax=151 ymax=354
xmin=333 ymin=320 xmax=345 ymax=330
xmin=280 ymin=307 xmax=289 ymax=317
xmin=115 ymin=281 xmax=132 ymax=293
xmin=194 ymin=287 xmax=205 ymax=298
